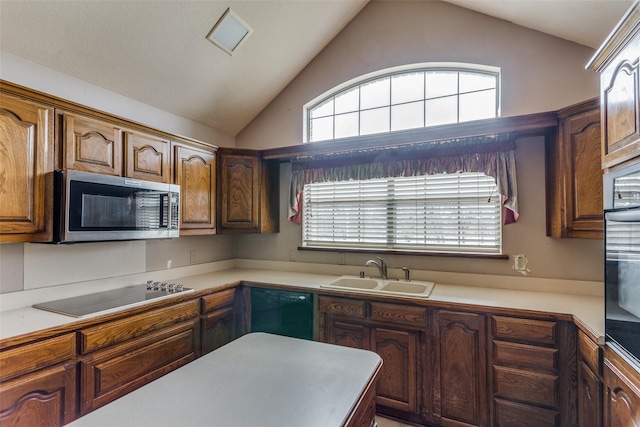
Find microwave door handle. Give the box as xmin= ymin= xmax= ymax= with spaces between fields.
xmin=606 ymin=210 xmax=640 ymax=222
xmin=159 ymin=194 xmax=167 ymax=228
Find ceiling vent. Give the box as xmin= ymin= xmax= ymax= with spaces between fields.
xmin=206 ymin=8 xmax=253 ymax=55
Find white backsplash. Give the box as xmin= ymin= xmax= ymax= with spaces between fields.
xmin=24 ymin=241 xmax=146 ymax=290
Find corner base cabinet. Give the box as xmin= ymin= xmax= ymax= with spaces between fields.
xmin=604 ymin=346 xmax=640 ymax=427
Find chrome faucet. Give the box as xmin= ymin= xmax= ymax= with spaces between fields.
xmin=366 ymin=257 xmax=388 ymax=279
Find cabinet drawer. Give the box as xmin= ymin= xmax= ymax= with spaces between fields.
xmin=494 ymin=398 xmax=559 ymax=427
xmin=81 ymin=321 xmax=198 ymax=413
xmin=578 ymin=331 xmax=601 ymax=374
xmin=0 ymin=333 xmax=76 ymax=381
xmin=369 ymin=302 xmax=426 ymax=327
xmin=494 ymin=365 xmax=558 ymax=407
xmin=319 ymin=296 xmax=366 ymax=319
xmin=493 ymin=340 xmax=558 ymax=372
xmin=201 ymin=288 xmax=236 ymax=313
xmin=80 ymin=299 xmax=199 ymax=354
xmin=492 ymin=315 xmax=558 ymax=345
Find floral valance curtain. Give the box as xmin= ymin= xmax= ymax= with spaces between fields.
xmin=288 ymin=134 xmax=519 ymax=225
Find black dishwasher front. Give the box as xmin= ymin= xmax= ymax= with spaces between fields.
xmin=250 ymin=288 xmax=314 ymax=340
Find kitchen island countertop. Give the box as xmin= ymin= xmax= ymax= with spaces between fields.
xmin=65 ymin=332 xmax=382 ymax=427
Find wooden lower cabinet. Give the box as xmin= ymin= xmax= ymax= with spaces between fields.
xmin=431 ymin=309 xmax=488 ymax=427
xmin=490 ymin=315 xmax=577 ymax=427
xmin=604 ymin=346 xmax=640 ymax=427
xmin=0 ymin=363 xmax=78 ymax=427
xmin=0 ymin=333 xmax=78 ymax=426
xmin=319 ymin=296 xmax=424 ymax=422
xmin=201 ymin=288 xmax=241 ymax=354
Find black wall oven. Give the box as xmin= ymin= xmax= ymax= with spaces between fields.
xmin=605 ymin=162 xmax=640 ymax=366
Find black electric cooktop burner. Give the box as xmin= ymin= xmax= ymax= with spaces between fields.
xmin=33 ymin=283 xmax=193 ymax=318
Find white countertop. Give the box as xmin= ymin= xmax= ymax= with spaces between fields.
xmin=66 ymin=332 xmax=382 ymax=427
xmin=0 ymin=263 xmax=605 ymax=344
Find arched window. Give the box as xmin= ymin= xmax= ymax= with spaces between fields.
xmin=304 ymin=63 xmax=500 ymax=142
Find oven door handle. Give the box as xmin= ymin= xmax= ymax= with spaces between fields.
xmin=606 ymin=210 xmax=640 ymax=222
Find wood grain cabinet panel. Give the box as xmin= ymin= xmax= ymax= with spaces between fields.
xmin=174 ymin=143 xmax=216 ymax=235
xmin=81 ymin=321 xmax=199 ymax=414
xmin=603 ymin=347 xmax=640 ymax=427
xmin=326 ymin=319 xmax=370 ymax=350
xmin=201 ymin=288 xmax=239 ymax=354
xmin=548 ymin=98 xmax=603 ymax=239
xmin=62 ymin=111 xmax=122 ymax=176
xmin=492 ymin=315 xmax=557 ymax=346
xmin=0 ymin=333 xmax=76 ymax=382
xmin=124 ymin=130 xmax=170 ymax=183
xmin=494 ymin=398 xmax=559 ymax=427
xmin=588 ymin=2 xmax=640 ymax=169
xmin=319 ymin=296 xmax=366 ymax=319
xmin=0 ymin=363 xmax=78 ymax=427
xmin=432 ymin=309 xmax=488 ymax=427
xmin=372 ymin=327 xmax=419 ymax=413
xmin=0 ymin=91 xmax=54 ymax=242
xmin=217 ymin=148 xmax=279 ymax=234
xmin=80 ymin=299 xmax=199 ymax=354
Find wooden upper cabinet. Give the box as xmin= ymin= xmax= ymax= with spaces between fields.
xmin=588 ymin=2 xmax=640 ymax=169
xmin=62 ymin=111 xmax=122 ymax=176
xmin=217 ymin=148 xmax=279 ymax=234
xmin=547 ymin=98 xmax=603 ymax=239
xmin=124 ymin=130 xmax=170 ymax=183
xmin=0 ymin=92 xmax=54 ymax=243
xmin=174 ymin=143 xmax=216 ymax=234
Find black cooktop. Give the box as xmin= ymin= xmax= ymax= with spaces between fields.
xmin=33 ymin=284 xmax=192 ymax=317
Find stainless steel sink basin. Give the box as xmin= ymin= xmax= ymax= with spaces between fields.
xmin=321 ymin=275 xmax=435 ymax=297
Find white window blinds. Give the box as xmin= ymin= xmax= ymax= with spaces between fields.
xmin=302 ymin=172 xmax=502 ymax=254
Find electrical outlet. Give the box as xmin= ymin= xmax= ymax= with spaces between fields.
xmin=513 ymin=254 xmax=527 ymax=271
xmin=289 ymin=250 xmax=296 ymax=262
xmin=190 ymin=250 xmax=197 ymax=264
xmin=338 ymin=253 xmax=346 ymax=265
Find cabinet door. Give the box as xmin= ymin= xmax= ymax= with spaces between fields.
xmin=599 ymin=29 xmax=640 ymax=169
xmin=124 ymin=130 xmax=170 ymax=183
xmin=0 ymin=363 xmax=77 ymax=427
xmin=81 ymin=320 xmax=199 ymax=414
xmin=325 ymin=318 xmax=370 ymax=350
xmin=202 ymin=306 xmax=236 ymax=354
xmin=0 ymin=93 xmax=54 ymax=242
xmin=550 ymin=99 xmax=603 ymax=239
xmin=219 ymin=153 xmax=260 ymax=231
xmin=579 ymin=360 xmax=603 ymax=427
xmin=62 ymin=112 xmax=122 ymax=176
xmin=604 ymin=353 xmax=640 ymax=427
xmin=371 ymin=326 xmax=419 ymax=413
xmin=174 ymin=144 xmax=216 ymax=234
xmin=433 ymin=310 xmax=488 ymax=427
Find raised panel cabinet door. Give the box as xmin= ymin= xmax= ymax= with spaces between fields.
xmin=578 ymin=360 xmax=602 ymax=427
xmin=325 ymin=318 xmax=370 ymax=350
xmin=0 ymin=363 xmax=78 ymax=427
xmin=124 ymin=131 xmax=170 ymax=183
xmin=62 ymin=112 xmax=123 ymax=176
xmin=433 ymin=310 xmax=488 ymax=427
xmin=202 ymin=306 xmax=236 ymax=354
xmin=557 ymin=100 xmax=603 ymax=238
xmin=371 ymin=326 xmax=419 ymax=413
xmin=0 ymin=93 xmax=53 ymax=242
xmin=219 ymin=153 xmax=260 ymax=230
xmin=604 ymin=354 xmax=640 ymax=427
xmin=174 ymin=144 xmax=216 ymax=234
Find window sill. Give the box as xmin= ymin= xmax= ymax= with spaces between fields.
xmin=298 ymin=246 xmax=509 ymax=260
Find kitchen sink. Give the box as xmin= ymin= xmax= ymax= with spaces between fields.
xmin=321 ymin=275 xmax=435 ymax=297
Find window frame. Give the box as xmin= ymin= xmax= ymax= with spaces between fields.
xmin=303 ymin=63 xmax=501 ymax=143
xmin=301 ymin=172 xmax=504 ymax=256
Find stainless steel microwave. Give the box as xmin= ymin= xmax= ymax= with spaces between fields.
xmin=52 ymin=170 xmax=180 ymax=243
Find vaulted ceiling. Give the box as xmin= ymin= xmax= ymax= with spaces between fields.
xmin=0 ymin=1 xmax=632 ymax=137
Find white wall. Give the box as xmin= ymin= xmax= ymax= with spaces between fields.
xmin=236 ymin=1 xmax=599 ymax=150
